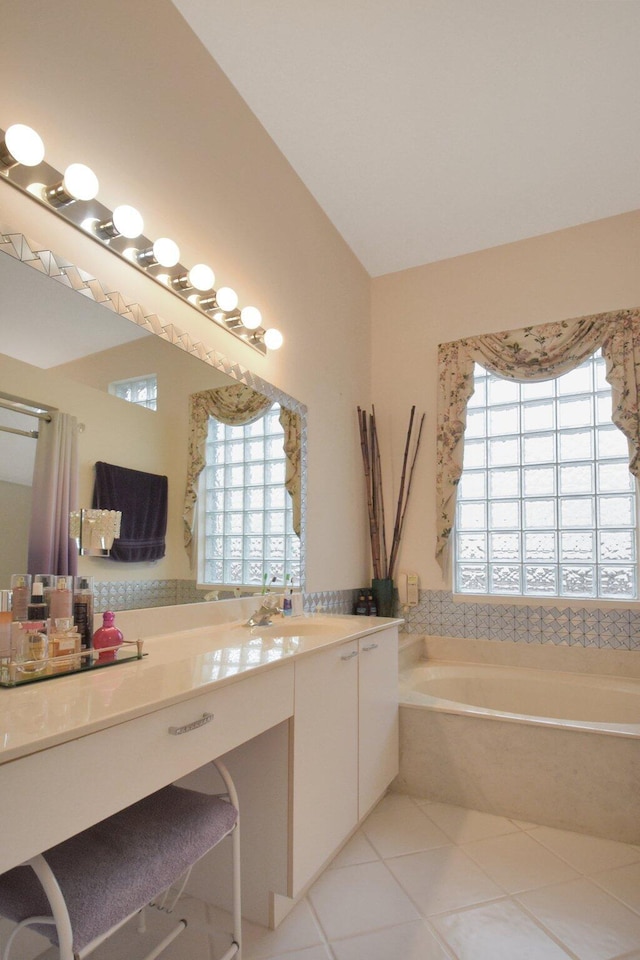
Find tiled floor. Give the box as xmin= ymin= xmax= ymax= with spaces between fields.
xmin=4 ymin=792 xmax=640 ymax=960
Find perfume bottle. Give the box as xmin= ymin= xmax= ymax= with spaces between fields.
xmin=92 ymin=611 xmax=123 ymax=664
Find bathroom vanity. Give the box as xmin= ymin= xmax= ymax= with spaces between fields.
xmin=0 ymin=606 xmax=400 ymax=927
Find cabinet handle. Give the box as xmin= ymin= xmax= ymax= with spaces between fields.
xmin=341 ymin=650 xmax=358 ymax=661
xmin=168 ymin=712 xmax=214 ymax=736
xmin=362 ymin=642 xmax=379 ymax=651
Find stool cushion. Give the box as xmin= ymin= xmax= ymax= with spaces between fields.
xmin=0 ymin=784 xmax=238 ymax=951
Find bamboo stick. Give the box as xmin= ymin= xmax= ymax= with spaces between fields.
xmin=388 ymin=406 xmax=415 ymax=579
xmin=357 ymin=407 xmax=381 ymax=579
xmin=388 ymin=412 xmax=425 ymax=580
xmin=370 ymin=408 xmax=388 ymax=578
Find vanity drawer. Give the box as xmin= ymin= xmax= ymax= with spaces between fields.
xmin=0 ymin=663 xmax=294 ymax=874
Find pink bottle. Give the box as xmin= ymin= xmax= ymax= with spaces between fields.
xmin=92 ymin=611 xmax=123 ymax=663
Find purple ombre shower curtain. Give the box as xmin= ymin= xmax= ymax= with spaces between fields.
xmin=27 ymin=411 xmax=79 ymax=577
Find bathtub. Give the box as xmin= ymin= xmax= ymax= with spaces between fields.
xmin=395 ymin=640 xmax=640 ymax=843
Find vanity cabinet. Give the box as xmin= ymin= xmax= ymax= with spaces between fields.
xmin=290 ymin=625 xmax=399 ymax=896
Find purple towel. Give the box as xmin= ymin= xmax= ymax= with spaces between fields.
xmin=93 ymin=461 xmax=168 ymax=562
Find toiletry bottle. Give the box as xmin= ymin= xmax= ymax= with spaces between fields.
xmin=283 ymin=592 xmax=292 ymax=616
xmin=355 ymin=592 xmax=368 ymax=615
xmin=10 ymin=575 xmax=31 ymax=621
xmin=49 ymin=576 xmax=73 ymax=620
xmin=48 ymin=618 xmax=82 ymax=673
xmin=92 ymin=611 xmax=123 ymax=663
xmin=367 ymin=593 xmax=377 ymax=616
xmin=73 ymin=576 xmax=94 ymax=652
xmin=0 ymin=590 xmax=12 ymax=660
xmin=27 ymin=581 xmax=48 ymax=620
xmin=34 ymin=574 xmax=54 ymax=618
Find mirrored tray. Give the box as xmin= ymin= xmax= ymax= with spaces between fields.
xmin=0 ymin=640 xmax=146 ymax=687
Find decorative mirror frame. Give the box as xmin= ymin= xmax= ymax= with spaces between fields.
xmin=0 ymin=228 xmax=307 ymax=589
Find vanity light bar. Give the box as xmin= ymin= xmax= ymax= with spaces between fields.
xmin=0 ymin=124 xmax=284 ymax=355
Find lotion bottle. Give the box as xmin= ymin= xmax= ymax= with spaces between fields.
xmin=73 ymin=576 xmax=94 ymax=652
xmin=0 ymin=590 xmax=12 ymax=660
xmin=49 ymin=576 xmax=73 ymax=621
xmin=10 ymin=575 xmax=31 ymax=622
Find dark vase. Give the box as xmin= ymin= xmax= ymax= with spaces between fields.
xmin=371 ymin=577 xmax=395 ymax=618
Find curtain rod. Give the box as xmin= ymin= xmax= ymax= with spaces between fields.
xmin=0 ymin=394 xmax=53 ymax=423
xmin=0 ymin=423 xmax=39 ymax=439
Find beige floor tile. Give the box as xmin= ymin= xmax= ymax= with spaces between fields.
xmin=528 ymin=825 xmax=640 ymax=875
xmin=386 ymin=845 xmax=503 ymax=916
xmin=258 ymin=947 xmax=332 ymax=960
xmin=420 ymin=800 xmax=524 ymax=843
xmin=329 ymin=829 xmax=380 ymax=869
xmin=308 ymin=860 xmax=419 ymax=941
xmin=432 ymin=899 xmax=574 ymax=960
xmin=239 ymin=899 xmax=325 ymax=959
xmin=517 ymin=877 xmax=640 ymax=960
xmin=592 ymin=860 xmax=640 ymax=915
xmin=462 ymin=831 xmax=580 ymax=893
xmin=361 ymin=793 xmax=450 ymax=858
xmin=331 ymin=919 xmax=452 ymax=960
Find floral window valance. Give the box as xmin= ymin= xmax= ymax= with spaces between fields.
xmin=183 ymin=382 xmax=301 ymax=564
xmin=436 ymin=308 xmax=640 ymax=580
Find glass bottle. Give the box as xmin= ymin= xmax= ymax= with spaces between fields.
xmin=92 ymin=611 xmax=123 ymax=663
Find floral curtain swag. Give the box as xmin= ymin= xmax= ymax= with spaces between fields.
xmin=183 ymin=383 xmax=301 ymax=564
xmin=436 ymin=308 xmax=640 ymax=580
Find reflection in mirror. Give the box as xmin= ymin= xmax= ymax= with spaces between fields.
xmin=0 ymin=239 xmax=305 ymax=609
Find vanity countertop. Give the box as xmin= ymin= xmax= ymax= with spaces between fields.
xmin=0 ymin=613 xmax=402 ymax=765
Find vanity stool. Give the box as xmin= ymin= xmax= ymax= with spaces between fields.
xmin=0 ymin=759 xmax=241 ymax=960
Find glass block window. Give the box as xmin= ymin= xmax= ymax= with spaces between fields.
xmin=109 ymin=375 xmax=157 ymax=410
xmin=199 ymin=403 xmax=300 ymax=589
xmin=455 ymin=352 xmax=637 ymax=599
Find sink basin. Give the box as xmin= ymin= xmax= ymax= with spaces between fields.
xmin=255 ymin=617 xmax=355 ymax=638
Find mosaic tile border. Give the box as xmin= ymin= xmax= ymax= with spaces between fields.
xmin=402 ymin=589 xmax=640 ymax=651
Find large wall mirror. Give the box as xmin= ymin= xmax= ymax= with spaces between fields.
xmin=0 ymin=231 xmax=306 ymax=607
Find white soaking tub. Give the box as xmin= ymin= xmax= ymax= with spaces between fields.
xmin=395 ymin=639 xmax=640 ymax=843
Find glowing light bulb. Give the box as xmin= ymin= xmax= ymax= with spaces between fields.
xmin=112 ymin=205 xmax=144 ymax=239
xmin=152 ymin=237 xmax=180 ymax=267
xmin=264 ymin=328 xmax=283 ymax=350
xmin=1 ymin=124 xmax=45 ymax=168
xmin=62 ymin=163 xmax=99 ymax=201
xmin=241 ymin=306 xmax=262 ymax=330
xmin=216 ymin=286 xmax=238 ymax=312
xmin=187 ymin=263 xmax=215 ymax=291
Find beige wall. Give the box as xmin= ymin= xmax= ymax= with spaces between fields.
xmin=371 ymin=210 xmax=640 ymax=590
xmin=0 ymin=0 xmax=372 ymax=592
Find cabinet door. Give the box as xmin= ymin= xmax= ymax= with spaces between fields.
xmin=358 ymin=626 xmax=399 ymax=819
xmin=290 ymin=640 xmax=358 ymax=895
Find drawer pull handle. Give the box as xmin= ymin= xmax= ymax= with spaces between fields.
xmin=168 ymin=712 xmax=214 ymax=736
xmin=362 ymin=642 xmax=378 ymax=651
xmin=341 ymin=650 xmax=358 ymax=661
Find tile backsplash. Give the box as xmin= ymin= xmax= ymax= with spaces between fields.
xmin=94 ymin=581 xmax=638 ymax=650
xmin=401 ymin=589 xmax=640 ymax=650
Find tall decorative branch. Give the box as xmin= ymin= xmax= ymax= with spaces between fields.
xmin=357 ymin=405 xmax=425 ymax=582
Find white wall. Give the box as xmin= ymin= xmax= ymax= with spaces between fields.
xmin=0 ymin=0 xmax=372 ymax=593
xmin=371 ymin=210 xmax=640 ymax=591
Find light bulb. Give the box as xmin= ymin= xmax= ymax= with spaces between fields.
xmin=1 ymin=124 xmax=45 ymax=168
xmin=264 ymin=328 xmax=283 ymax=350
xmin=62 ymin=163 xmax=99 ymax=201
xmin=241 ymin=306 xmax=262 ymax=330
xmin=216 ymin=286 xmax=238 ymax=312
xmin=112 ymin=205 xmax=144 ymax=239
xmin=152 ymin=238 xmax=180 ymax=267
xmin=187 ymin=263 xmax=215 ymax=291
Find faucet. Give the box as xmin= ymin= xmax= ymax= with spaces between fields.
xmin=245 ymin=594 xmax=281 ymax=627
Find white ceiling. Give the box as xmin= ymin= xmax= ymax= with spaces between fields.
xmin=172 ymin=0 xmax=640 ymax=277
